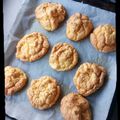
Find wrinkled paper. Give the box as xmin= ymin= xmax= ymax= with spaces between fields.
xmin=5 ymin=0 xmax=116 ymax=120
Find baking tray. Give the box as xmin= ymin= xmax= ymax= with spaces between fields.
xmin=6 ymin=0 xmax=116 ymax=120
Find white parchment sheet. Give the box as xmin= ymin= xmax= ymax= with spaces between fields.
xmin=5 ymin=0 xmax=116 ymax=120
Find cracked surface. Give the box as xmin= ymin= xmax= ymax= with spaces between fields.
xmin=49 ymin=43 xmax=78 ymax=71
xmin=60 ymin=93 xmax=91 ymax=120
xmin=73 ymin=63 xmax=106 ymax=96
xmin=90 ymin=24 xmax=116 ymax=53
xmin=35 ymin=2 xmax=66 ymax=31
xmin=5 ymin=66 xmax=27 ymax=96
xmin=66 ymin=13 xmax=93 ymax=41
xmin=27 ymin=76 xmax=60 ymax=110
xmin=16 ymin=32 xmax=49 ymax=62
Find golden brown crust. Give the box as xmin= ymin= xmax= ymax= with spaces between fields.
xmin=66 ymin=13 xmax=93 ymax=41
xmin=27 ymin=76 xmax=60 ymax=110
xmin=49 ymin=42 xmax=78 ymax=71
xmin=5 ymin=66 xmax=27 ymax=95
xmin=73 ymin=63 xmax=106 ymax=96
xmin=90 ymin=24 xmax=116 ymax=53
xmin=60 ymin=93 xmax=91 ymax=120
xmin=35 ymin=2 xmax=66 ymax=31
xmin=16 ymin=32 xmax=49 ymax=62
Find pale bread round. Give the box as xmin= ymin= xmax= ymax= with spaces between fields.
xmin=27 ymin=76 xmax=60 ymax=110
xmin=73 ymin=63 xmax=106 ymax=96
xmin=35 ymin=2 xmax=66 ymax=31
xmin=60 ymin=93 xmax=91 ymax=120
xmin=66 ymin=13 xmax=93 ymax=41
xmin=49 ymin=42 xmax=78 ymax=71
xmin=16 ymin=32 xmax=49 ymax=62
xmin=5 ymin=66 xmax=27 ymax=95
xmin=90 ymin=24 xmax=116 ymax=52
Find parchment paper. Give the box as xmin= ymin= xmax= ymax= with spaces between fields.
xmin=5 ymin=0 xmax=116 ymax=120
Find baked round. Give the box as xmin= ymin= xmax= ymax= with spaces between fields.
xmin=5 ymin=66 xmax=27 ymax=95
xmin=35 ymin=2 xmax=66 ymax=31
xmin=16 ymin=32 xmax=49 ymax=62
xmin=49 ymin=43 xmax=78 ymax=71
xmin=73 ymin=63 xmax=106 ymax=96
xmin=27 ymin=76 xmax=60 ymax=110
xmin=90 ymin=24 xmax=116 ymax=52
xmin=66 ymin=13 xmax=93 ymax=41
xmin=60 ymin=93 xmax=91 ymax=120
